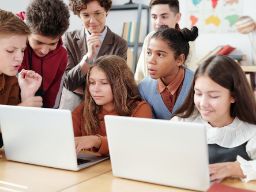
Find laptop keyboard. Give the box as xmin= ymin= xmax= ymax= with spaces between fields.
xmin=77 ymin=158 xmax=91 ymax=165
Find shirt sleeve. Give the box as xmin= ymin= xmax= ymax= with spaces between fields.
xmin=236 ymin=134 xmax=256 ymax=182
xmin=131 ymin=101 xmax=153 ymax=118
xmin=134 ymin=33 xmax=151 ymax=83
xmin=97 ymin=136 xmax=109 ymax=156
xmin=237 ymin=156 xmax=256 ymax=182
xmin=63 ymin=33 xmax=86 ymax=91
xmin=117 ymin=39 xmax=128 ymax=61
xmin=72 ymin=103 xmax=84 ymax=136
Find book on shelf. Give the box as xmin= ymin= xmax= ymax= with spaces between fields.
xmin=240 ymin=66 xmax=256 ymax=93
xmin=246 ymin=73 xmax=252 ymax=88
xmin=127 ymin=47 xmax=135 ymax=70
xmin=196 ymin=45 xmax=246 ymax=65
xmin=217 ymin=45 xmax=235 ymax=55
xmin=121 ymin=21 xmax=146 ymax=44
xmin=122 ymin=22 xmax=130 ymax=42
xmin=129 ymin=21 xmax=136 ymax=43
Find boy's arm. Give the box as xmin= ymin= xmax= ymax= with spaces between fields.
xmin=63 ymin=33 xmax=87 ymax=92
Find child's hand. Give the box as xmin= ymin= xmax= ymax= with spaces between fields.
xmin=209 ymin=161 xmax=245 ymax=182
xmin=75 ymin=135 xmax=102 ymax=154
xmin=18 ymin=69 xmax=42 ymax=100
xmin=18 ymin=96 xmax=43 ymax=107
xmin=86 ymin=33 xmax=101 ymax=60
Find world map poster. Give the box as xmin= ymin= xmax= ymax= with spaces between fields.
xmin=186 ymin=0 xmax=244 ymax=33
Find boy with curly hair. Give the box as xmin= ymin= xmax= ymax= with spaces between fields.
xmin=17 ymin=0 xmax=70 ymax=108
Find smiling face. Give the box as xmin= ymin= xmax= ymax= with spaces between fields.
xmin=194 ymin=75 xmax=235 ymax=127
xmin=0 ymin=34 xmax=27 ymax=76
xmin=150 ymin=4 xmax=180 ymax=31
xmin=88 ymin=66 xmax=114 ymax=112
xmin=28 ymin=33 xmax=59 ymax=57
xmin=79 ymin=1 xmax=107 ymax=34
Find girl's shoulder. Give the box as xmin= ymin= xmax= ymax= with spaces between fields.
xmin=131 ymin=100 xmax=153 ymax=118
xmin=184 ymin=67 xmax=194 ymax=81
xmin=72 ymin=102 xmax=84 ymax=116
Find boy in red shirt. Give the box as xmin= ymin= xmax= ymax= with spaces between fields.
xmin=18 ymin=0 xmax=70 ymax=108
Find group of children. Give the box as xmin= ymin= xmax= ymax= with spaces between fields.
xmin=0 ymin=0 xmax=256 ymax=183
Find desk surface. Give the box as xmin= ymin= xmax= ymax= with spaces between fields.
xmin=62 ymin=171 xmax=256 ymax=192
xmin=0 ymin=155 xmax=111 ymax=192
xmin=1 ymin=151 xmax=256 ymax=192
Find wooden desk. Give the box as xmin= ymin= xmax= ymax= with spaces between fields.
xmin=63 ymin=171 xmax=256 ymax=192
xmin=0 ymin=155 xmax=111 ymax=192
xmin=1 ymin=148 xmax=256 ymax=192
xmin=62 ymin=171 xmax=191 ymax=192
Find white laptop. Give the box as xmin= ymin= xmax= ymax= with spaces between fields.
xmin=0 ymin=105 xmax=108 ymax=171
xmin=105 ymin=115 xmax=210 ymax=191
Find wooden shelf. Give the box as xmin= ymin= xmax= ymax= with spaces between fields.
xmin=111 ymin=4 xmax=149 ymax=11
xmin=241 ymin=66 xmax=256 ymax=72
xmin=110 ymin=4 xmax=149 ymax=72
xmin=128 ymin=42 xmax=143 ymax=47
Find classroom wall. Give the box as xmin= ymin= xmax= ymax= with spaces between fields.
xmin=0 ymin=0 xmax=255 ymax=65
xmin=179 ymin=0 xmax=256 ymax=65
xmin=0 ymin=0 xmax=149 ymax=33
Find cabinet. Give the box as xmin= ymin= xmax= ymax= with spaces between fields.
xmin=110 ymin=3 xmax=150 ymax=72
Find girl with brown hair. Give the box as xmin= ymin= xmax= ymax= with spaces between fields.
xmin=60 ymin=0 xmax=127 ymax=110
xmin=174 ymin=55 xmax=256 ymax=182
xmin=72 ymin=55 xmax=152 ymax=156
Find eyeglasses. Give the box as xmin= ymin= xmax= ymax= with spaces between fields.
xmin=81 ymin=11 xmax=106 ymax=21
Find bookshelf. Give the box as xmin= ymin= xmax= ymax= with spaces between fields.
xmin=241 ymin=66 xmax=256 ymax=94
xmin=241 ymin=66 xmax=256 ymax=73
xmin=110 ymin=3 xmax=150 ymax=72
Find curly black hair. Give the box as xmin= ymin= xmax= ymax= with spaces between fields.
xmin=26 ymin=0 xmax=70 ymax=37
xmin=69 ymin=0 xmax=112 ymax=16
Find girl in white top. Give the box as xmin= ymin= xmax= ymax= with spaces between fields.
xmin=173 ymin=55 xmax=256 ymax=182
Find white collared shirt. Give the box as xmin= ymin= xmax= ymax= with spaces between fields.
xmin=172 ymin=114 xmax=256 ymax=182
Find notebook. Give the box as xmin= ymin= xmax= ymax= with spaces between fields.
xmin=0 ymin=105 xmax=108 ymax=171
xmin=105 ymin=115 xmax=210 ymax=191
